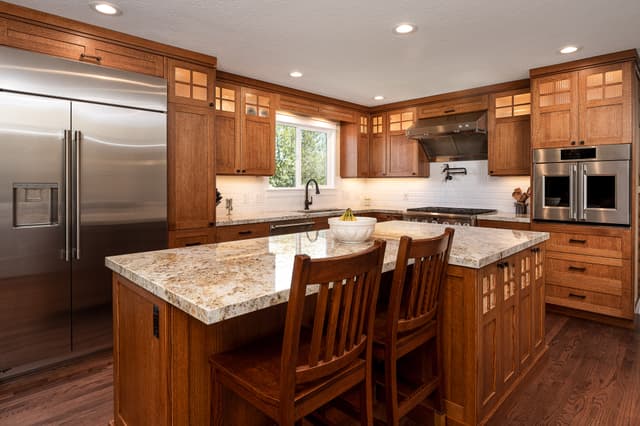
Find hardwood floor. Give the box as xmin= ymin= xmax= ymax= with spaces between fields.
xmin=0 ymin=312 xmax=638 ymax=425
xmin=0 ymin=350 xmax=113 ymax=425
xmin=487 ymin=312 xmax=640 ymax=426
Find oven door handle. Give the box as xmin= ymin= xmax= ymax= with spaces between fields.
xmin=570 ymin=164 xmax=578 ymax=221
xmin=580 ymin=164 xmax=587 ymax=221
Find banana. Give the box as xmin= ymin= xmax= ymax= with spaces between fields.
xmin=340 ymin=208 xmax=357 ymax=221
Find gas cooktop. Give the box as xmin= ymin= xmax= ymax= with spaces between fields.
xmin=405 ymin=207 xmax=497 ymax=215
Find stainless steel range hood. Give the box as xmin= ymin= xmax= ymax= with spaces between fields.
xmin=406 ymin=111 xmax=487 ymax=162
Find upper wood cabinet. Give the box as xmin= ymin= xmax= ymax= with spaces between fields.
xmin=375 ymin=109 xmax=428 ymax=177
xmin=340 ymin=113 xmax=370 ymax=178
xmin=168 ymin=59 xmax=215 ymax=106
xmin=531 ymin=61 xmax=634 ymax=148
xmin=0 ymin=17 xmax=165 ymax=77
xmin=278 ymin=94 xmax=357 ymax=123
xmin=488 ymin=89 xmax=531 ymax=176
xmin=417 ymin=94 xmax=488 ymax=119
xmin=215 ymin=85 xmax=275 ymax=176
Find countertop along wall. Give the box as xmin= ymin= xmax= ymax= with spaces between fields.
xmin=216 ymin=160 xmax=531 ymax=217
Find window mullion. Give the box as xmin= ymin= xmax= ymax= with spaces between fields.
xmin=296 ymin=126 xmax=302 ymax=187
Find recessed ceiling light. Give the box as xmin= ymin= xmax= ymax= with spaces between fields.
xmin=89 ymin=1 xmax=122 ymax=16
xmin=373 ymin=95 xmax=385 ymax=101
xmin=393 ymin=23 xmax=417 ymax=35
xmin=289 ymin=71 xmax=303 ymax=78
xmin=560 ymin=45 xmax=579 ymax=54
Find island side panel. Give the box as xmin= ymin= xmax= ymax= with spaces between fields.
xmin=442 ymin=264 xmax=480 ymax=426
xmin=112 ymin=274 xmax=170 ymax=426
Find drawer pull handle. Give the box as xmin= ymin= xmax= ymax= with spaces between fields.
xmin=568 ymin=265 xmax=586 ymax=272
xmin=80 ymin=53 xmax=102 ymax=62
xmin=238 ymin=230 xmax=253 ymax=235
xmin=568 ymin=292 xmax=586 ymax=300
xmin=444 ymin=109 xmax=455 ymax=113
xmin=531 ymin=247 xmax=540 ymax=253
xmin=185 ymin=242 xmax=202 ymax=247
xmin=568 ymin=238 xmax=586 ymax=244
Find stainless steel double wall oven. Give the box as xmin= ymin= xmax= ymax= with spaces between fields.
xmin=533 ymin=144 xmax=630 ymax=225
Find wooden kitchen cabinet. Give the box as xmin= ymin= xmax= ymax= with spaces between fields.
xmin=340 ymin=113 xmax=370 ymax=178
xmin=530 ymin=59 xmax=634 ymax=148
xmin=531 ymin=222 xmax=634 ymax=320
xmin=168 ymin=102 xmax=216 ymax=231
xmin=113 ymin=275 xmax=170 ymax=426
xmin=0 ymin=17 xmax=165 ymax=77
xmin=476 ymin=245 xmax=544 ymax=418
xmin=215 ymin=222 xmax=270 ymax=243
xmin=215 ymin=85 xmax=276 ymax=176
xmin=168 ymin=59 xmax=215 ymax=106
xmin=417 ymin=94 xmax=488 ymax=119
xmin=168 ymin=228 xmax=216 ymax=248
xmin=488 ymin=89 xmax=531 ymax=175
xmin=368 ymin=109 xmax=428 ymax=177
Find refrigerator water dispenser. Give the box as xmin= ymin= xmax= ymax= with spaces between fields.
xmin=13 ymin=183 xmax=59 ymax=227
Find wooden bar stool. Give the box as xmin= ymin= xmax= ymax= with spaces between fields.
xmin=209 ymin=240 xmax=387 ymax=425
xmin=373 ymin=228 xmax=454 ymax=426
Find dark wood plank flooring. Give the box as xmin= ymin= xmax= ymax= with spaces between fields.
xmin=0 ymin=312 xmax=638 ymax=425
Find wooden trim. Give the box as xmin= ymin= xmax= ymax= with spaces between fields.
xmin=217 ymin=70 xmax=368 ymax=112
xmin=369 ymin=79 xmax=530 ymax=113
xmin=546 ymin=304 xmax=637 ymax=329
xmin=0 ymin=1 xmax=217 ymax=67
xmin=530 ymin=49 xmax=639 ymax=78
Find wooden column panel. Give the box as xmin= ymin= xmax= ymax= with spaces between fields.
xmin=168 ymin=103 xmax=216 ymax=230
xmin=478 ymin=265 xmax=499 ymax=413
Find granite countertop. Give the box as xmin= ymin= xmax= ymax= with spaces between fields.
xmin=478 ymin=211 xmax=531 ymax=223
xmin=106 ymin=221 xmax=548 ymax=325
xmin=215 ymin=208 xmax=403 ymax=226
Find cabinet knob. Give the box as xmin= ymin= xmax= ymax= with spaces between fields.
xmin=570 ymin=141 xmax=576 ymax=145
xmin=209 ymin=102 xmax=214 ymax=108
xmin=241 ymin=169 xmax=246 ymax=173
xmin=489 ymin=170 xmax=494 ymax=174
xmin=236 ymin=169 xmax=241 ymax=173
xmin=579 ymin=140 xmax=585 ymax=145
xmin=412 ymin=172 xmax=416 ymax=175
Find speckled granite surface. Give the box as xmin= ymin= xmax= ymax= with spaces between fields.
xmin=106 ymin=221 xmax=548 ymax=325
xmin=216 ymin=208 xmax=403 ymax=226
xmin=478 ymin=211 xmax=531 ymax=223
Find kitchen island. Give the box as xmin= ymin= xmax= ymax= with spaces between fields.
xmin=106 ymin=221 xmax=548 ymax=426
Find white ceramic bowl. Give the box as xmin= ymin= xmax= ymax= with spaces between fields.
xmin=328 ymin=216 xmax=377 ymax=243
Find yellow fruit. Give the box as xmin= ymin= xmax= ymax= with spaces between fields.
xmin=340 ymin=208 xmax=356 ymax=221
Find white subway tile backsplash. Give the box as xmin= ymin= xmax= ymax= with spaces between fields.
xmin=215 ymin=160 xmax=530 ymax=217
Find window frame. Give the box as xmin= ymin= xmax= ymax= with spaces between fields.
xmin=269 ymin=113 xmax=337 ymax=190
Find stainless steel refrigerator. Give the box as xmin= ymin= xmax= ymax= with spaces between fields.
xmin=0 ymin=46 xmax=167 ymax=378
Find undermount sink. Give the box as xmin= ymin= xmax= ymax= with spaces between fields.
xmin=295 ymin=208 xmax=344 ymax=214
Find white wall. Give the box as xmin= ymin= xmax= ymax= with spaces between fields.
xmin=216 ymin=160 xmax=530 ymax=217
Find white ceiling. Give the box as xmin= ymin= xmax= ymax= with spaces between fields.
xmin=8 ymin=0 xmax=640 ymax=106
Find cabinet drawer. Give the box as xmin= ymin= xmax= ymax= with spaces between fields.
xmin=546 ymin=284 xmax=623 ymax=316
xmin=547 ymin=231 xmax=624 ymax=258
xmin=546 ymin=252 xmax=626 ymax=296
xmin=417 ymin=95 xmax=488 ymax=119
xmin=216 ymin=223 xmax=270 ymax=242
xmin=92 ymin=40 xmax=164 ymax=77
xmin=169 ymin=229 xmax=215 ymax=248
xmin=0 ymin=18 xmax=89 ymax=61
xmin=477 ymin=220 xmax=530 ymax=230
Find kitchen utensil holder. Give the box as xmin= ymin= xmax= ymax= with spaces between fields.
xmin=515 ymin=202 xmax=527 ymax=215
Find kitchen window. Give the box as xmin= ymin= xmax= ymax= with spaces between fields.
xmin=269 ymin=114 xmax=336 ymax=188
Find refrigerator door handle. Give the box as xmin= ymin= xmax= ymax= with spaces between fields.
xmin=64 ymin=130 xmax=71 ymax=262
xmin=73 ymin=130 xmax=81 ymax=260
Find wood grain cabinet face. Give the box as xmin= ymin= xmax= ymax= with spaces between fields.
xmin=488 ymin=90 xmax=531 ymax=176
xmin=168 ymin=103 xmax=216 ymax=231
xmin=168 ymin=59 xmax=215 ymax=106
xmin=0 ymin=18 xmax=164 ymax=77
xmin=417 ymin=94 xmax=488 ymax=119
xmin=478 ymin=264 xmax=499 ymax=413
xmin=367 ymin=109 xmax=429 ymax=178
xmin=215 ymin=86 xmax=275 ymax=176
xmin=339 ymin=113 xmax=370 ymax=178
xmin=531 ymin=61 xmax=633 ymax=148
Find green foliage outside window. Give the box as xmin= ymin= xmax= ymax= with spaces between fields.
xmin=270 ymin=123 xmax=331 ymax=188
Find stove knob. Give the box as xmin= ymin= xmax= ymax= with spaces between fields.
xmin=431 ymin=220 xmax=438 ymax=224
xmin=442 ymin=221 xmax=449 ymax=225
xmin=462 ymin=223 xmax=470 ymax=227
xmin=454 ymin=222 xmax=462 ymax=226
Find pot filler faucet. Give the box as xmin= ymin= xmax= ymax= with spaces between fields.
xmin=304 ymin=178 xmax=320 ymax=210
